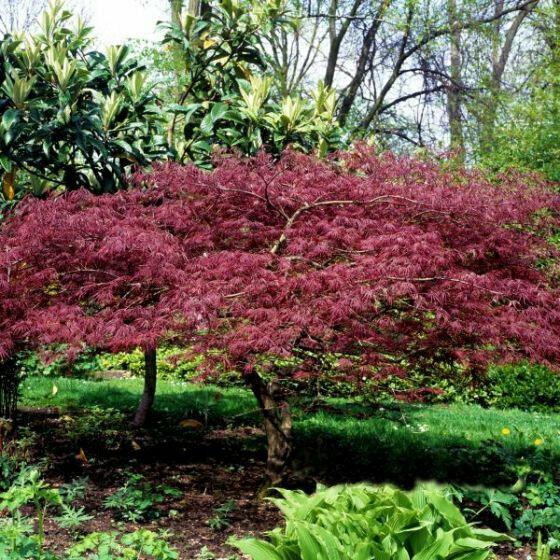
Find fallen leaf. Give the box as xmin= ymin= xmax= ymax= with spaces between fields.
xmin=75 ymin=448 xmax=88 ymax=464
xmin=179 ymin=419 xmax=204 ymax=430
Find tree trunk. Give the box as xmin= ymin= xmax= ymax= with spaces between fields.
xmin=0 ymin=357 xmax=19 ymax=420
xmin=132 ymin=348 xmax=157 ymax=428
xmin=0 ymin=357 xmax=18 ymax=451
xmin=479 ymin=0 xmax=537 ymax=150
xmin=446 ymin=0 xmax=465 ymax=161
xmin=246 ymin=372 xmax=293 ymax=487
xmin=169 ymin=0 xmax=183 ymax=24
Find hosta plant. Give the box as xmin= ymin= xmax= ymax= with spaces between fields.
xmin=232 ymin=483 xmax=512 ymax=560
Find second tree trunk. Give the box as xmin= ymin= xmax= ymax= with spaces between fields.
xmin=132 ymin=348 xmax=157 ymax=428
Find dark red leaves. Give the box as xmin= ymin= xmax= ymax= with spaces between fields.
xmin=1 ymin=147 xmax=560 ymax=378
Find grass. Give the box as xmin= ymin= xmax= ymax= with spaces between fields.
xmin=20 ymin=375 xmax=258 ymax=423
xmin=20 ymin=376 xmax=560 ymax=486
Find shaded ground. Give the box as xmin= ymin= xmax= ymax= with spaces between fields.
xmin=16 ymin=409 xmax=279 ymax=558
xmin=20 ymin=376 xmax=560 ymax=487
xmin=9 ymin=376 xmax=560 ymax=558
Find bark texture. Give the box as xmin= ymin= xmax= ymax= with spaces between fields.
xmin=132 ymin=348 xmax=157 ymax=428
xmin=247 ymin=372 xmax=293 ymax=487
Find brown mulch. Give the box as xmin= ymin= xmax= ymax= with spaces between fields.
xmin=41 ymin=459 xmax=281 ymax=558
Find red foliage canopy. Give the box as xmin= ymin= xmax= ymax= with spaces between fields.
xmin=2 ymin=148 xmax=560 ymax=379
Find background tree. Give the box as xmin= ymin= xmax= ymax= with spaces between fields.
xmin=0 ymin=0 xmax=47 ymax=34
xmin=2 ymin=148 xmax=560 ymax=483
xmin=163 ymin=0 xmax=343 ymax=165
xmin=257 ymin=0 xmax=542 ymax=152
xmin=474 ymin=0 xmax=560 ymax=178
xmin=0 ymin=0 xmax=167 ymax=200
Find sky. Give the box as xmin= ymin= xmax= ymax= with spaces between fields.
xmin=73 ymin=0 xmax=167 ymax=46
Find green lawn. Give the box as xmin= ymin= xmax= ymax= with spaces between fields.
xmin=20 ymin=376 xmax=560 ymax=486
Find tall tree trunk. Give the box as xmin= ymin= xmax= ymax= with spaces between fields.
xmin=246 ymin=372 xmax=293 ymax=487
xmin=132 ymin=348 xmax=157 ymax=428
xmin=446 ymin=0 xmax=465 ymax=161
xmin=0 ymin=356 xmax=18 ymax=451
xmin=480 ymin=0 xmax=537 ymax=149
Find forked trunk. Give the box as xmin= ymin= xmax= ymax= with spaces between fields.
xmin=247 ymin=372 xmax=293 ymax=487
xmin=132 ymin=348 xmax=157 ymax=428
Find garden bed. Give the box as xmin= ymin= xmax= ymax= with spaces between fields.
xmin=6 ymin=377 xmax=560 ymax=558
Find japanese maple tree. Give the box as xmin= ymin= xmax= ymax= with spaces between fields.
xmin=2 ymin=146 xmax=560 ymax=482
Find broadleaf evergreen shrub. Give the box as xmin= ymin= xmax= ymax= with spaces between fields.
xmin=0 ymin=0 xmax=167 ymax=198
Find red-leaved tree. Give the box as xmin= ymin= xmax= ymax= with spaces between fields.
xmin=2 ymin=147 xmax=560 ymax=482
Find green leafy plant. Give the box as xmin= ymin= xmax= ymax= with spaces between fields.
xmin=207 ymin=499 xmax=236 ymax=531
xmin=452 ymin=486 xmax=519 ymax=530
xmin=0 ymin=463 xmax=177 ymax=558
xmin=55 ymin=502 xmax=92 ymax=531
xmin=67 ymin=529 xmax=179 ymax=560
xmin=53 ymin=476 xmax=93 ymax=531
xmin=0 ymin=453 xmax=21 ymax=492
xmin=513 ymin=479 xmax=560 ymax=548
xmin=98 ymin=347 xmax=202 ymax=381
xmin=0 ymin=467 xmax=62 ymax=546
xmin=536 ymin=532 xmax=552 ymax=560
xmin=456 ymin=473 xmax=560 ymax=550
xmin=17 ymin=348 xmax=102 ymax=379
xmin=162 ymin=0 xmax=343 ymax=166
xmin=64 ymin=406 xmax=127 ymax=450
xmin=485 ymin=364 xmax=560 ymax=412
xmin=232 ymin=483 xmax=511 ymax=560
xmin=0 ymin=516 xmax=58 ymax=560
xmin=103 ymin=473 xmax=181 ymax=523
xmin=0 ymin=0 xmax=167 ymax=199
xmin=195 ymin=546 xmax=217 ymax=560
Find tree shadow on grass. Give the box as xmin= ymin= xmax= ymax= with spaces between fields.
xmin=21 ymin=378 xmax=560 ymax=488
xmin=294 ymin=423 xmax=559 ymax=488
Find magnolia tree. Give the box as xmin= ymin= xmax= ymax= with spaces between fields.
xmin=2 ymin=147 xmax=560 ymax=482
xmin=0 ymin=0 xmax=166 ymax=201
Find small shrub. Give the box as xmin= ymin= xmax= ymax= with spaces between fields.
xmin=17 ymin=348 xmax=102 ymax=379
xmin=485 ymin=363 xmax=560 ymax=412
xmin=0 ymin=467 xmax=62 ymax=546
xmin=208 ymin=499 xmax=236 ymax=531
xmin=232 ymin=483 xmax=510 ymax=559
xmin=65 ymin=406 xmax=127 ymax=448
xmin=514 ymin=479 xmax=560 ymax=548
xmin=67 ymin=529 xmax=179 ymax=560
xmin=457 ymin=475 xmax=560 ymax=549
xmin=0 ymin=516 xmax=57 ymax=560
xmin=0 ymin=454 xmax=21 ymax=492
xmin=98 ymin=347 xmax=202 ymax=381
xmin=103 ymin=473 xmax=181 ymax=522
